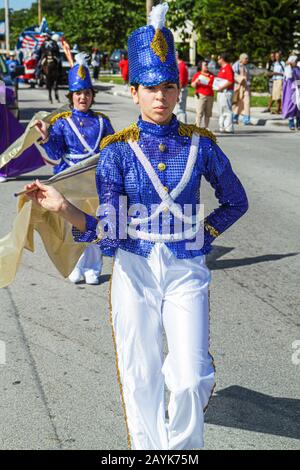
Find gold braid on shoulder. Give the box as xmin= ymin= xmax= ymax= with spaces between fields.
xmin=50 ymin=111 xmax=72 ymax=125
xmin=178 ymin=122 xmax=217 ymax=143
xmin=100 ymin=123 xmax=140 ymax=150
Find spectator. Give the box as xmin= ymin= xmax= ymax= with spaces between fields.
xmin=262 ymin=51 xmax=276 ymax=113
xmin=271 ymin=51 xmax=285 ymax=114
xmin=232 ymin=53 xmax=252 ymax=125
xmin=282 ymin=55 xmax=300 ymax=130
xmin=118 ymin=53 xmax=129 ymax=87
xmin=176 ymin=50 xmax=189 ymax=123
xmin=215 ymin=53 xmax=234 ymax=133
xmin=6 ymin=52 xmax=20 ymax=82
xmin=207 ymin=55 xmax=218 ymax=75
xmin=191 ymin=59 xmax=215 ymax=128
xmin=91 ymin=48 xmax=101 ymax=80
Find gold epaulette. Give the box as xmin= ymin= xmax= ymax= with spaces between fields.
xmin=50 ymin=111 xmax=72 ymax=125
xmin=100 ymin=124 xmax=140 ymax=150
xmin=178 ymin=122 xmax=217 ymax=143
xmin=94 ymin=111 xmax=110 ymax=121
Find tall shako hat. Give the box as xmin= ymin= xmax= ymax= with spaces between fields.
xmin=68 ymin=52 xmax=93 ymax=92
xmin=128 ymin=2 xmax=179 ymax=86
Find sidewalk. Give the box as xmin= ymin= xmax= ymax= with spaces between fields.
xmin=96 ymin=80 xmax=288 ymax=128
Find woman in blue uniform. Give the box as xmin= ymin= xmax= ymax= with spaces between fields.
xmin=25 ymin=4 xmax=248 ymax=449
xmin=34 ymin=54 xmax=114 ymax=284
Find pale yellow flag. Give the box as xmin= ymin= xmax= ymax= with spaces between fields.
xmin=0 ymin=155 xmax=100 ymax=289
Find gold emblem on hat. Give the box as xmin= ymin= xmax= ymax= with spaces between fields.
xmin=77 ymin=64 xmax=86 ymax=80
xmin=150 ymin=29 xmax=168 ymax=63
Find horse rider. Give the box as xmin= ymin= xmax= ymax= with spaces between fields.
xmin=36 ymin=32 xmax=60 ymax=82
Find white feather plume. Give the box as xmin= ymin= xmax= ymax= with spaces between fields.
xmin=149 ymin=2 xmax=169 ymax=30
xmin=74 ymin=52 xmax=89 ymax=67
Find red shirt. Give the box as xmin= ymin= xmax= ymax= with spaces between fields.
xmin=178 ymin=60 xmax=189 ymax=88
xmin=119 ymin=59 xmax=129 ymax=81
xmin=192 ymin=71 xmax=214 ymax=96
xmin=217 ymin=63 xmax=234 ymax=90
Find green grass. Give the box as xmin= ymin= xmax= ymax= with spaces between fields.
xmin=250 ymin=95 xmax=269 ymax=108
xmin=98 ymin=75 xmax=126 ymax=85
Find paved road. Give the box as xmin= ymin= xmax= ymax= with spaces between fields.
xmin=0 ymin=84 xmax=299 ymax=450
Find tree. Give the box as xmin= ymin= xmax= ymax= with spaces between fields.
xmin=167 ymin=0 xmax=300 ymax=62
xmin=60 ymin=0 xmax=146 ymax=51
xmin=6 ymin=0 xmax=146 ymax=53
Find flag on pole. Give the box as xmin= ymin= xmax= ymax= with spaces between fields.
xmin=38 ymin=17 xmax=50 ymax=33
xmin=62 ymin=37 xmax=74 ymax=67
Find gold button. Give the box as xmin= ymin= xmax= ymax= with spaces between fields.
xmin=80 ymin=121 xmax=84 ymax=127
xmin=159 ymin=143 xmax=167 ymax=152
xmin=163 ymin=186 xmax=169 ymax=192
xmin=158 ymin=162 xmax=166 ymax=171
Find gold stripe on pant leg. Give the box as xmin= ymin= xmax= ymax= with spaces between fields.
xmin=109 ymin=261 xmax=132 ymax=449
xmin=204 ymin=286 xmax=216 ymax=413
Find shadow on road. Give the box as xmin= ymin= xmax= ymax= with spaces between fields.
xmin=207 ymin=245 xmax=298 ymax=270
xmin=205 ymin=385 xmax=300 ymax=440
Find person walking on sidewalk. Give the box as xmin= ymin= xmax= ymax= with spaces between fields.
xmin=282 ymin=55 xmax=300 ymax=130
xmin=262 ymin=51 xmax=276 ymax=113
xmin=216 ymin=53 xmax=234 ymax=133
xmin=176 ymin=50 xmax=189 ymax=123
xmin=119 ymin=53 xmax=129 ymax=89
xmin=24 ymin=3 xmax=248 ymax=450
xmin=232 ymin=53 xmax=252 ymax=125
xmin=91 ymin=48 xmax=101 ymax=80
xmin=191 ymin=59 xmax=215 ymax=128
xmin=272 ymin=51 xmax=285 ymax=114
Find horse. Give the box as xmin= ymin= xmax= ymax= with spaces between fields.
xmin=41 ymin=51 xmax=60 ymax=104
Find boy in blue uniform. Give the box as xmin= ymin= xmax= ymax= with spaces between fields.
xmin=26 ymin=4 xmax=248 ymax=449
xmin=34 ymin=54 xmax=114 ymax=284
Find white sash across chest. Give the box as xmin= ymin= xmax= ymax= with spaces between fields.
xmin=127 ymin=134 xmax=203 ymax=242
xmin=63 ymin=116 xmax=103 ymax=164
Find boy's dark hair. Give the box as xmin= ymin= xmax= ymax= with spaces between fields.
xmin=66 ymin=88 xmax=97 ymax=107
xmin=218 ymin=52 xmax=230 ymax=62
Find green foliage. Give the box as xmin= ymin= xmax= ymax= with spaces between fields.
xmin=6 ymin=0 xmax=146 ymax=53
xmin=167 ymin=0 xmax=300 ymax=62
xmin=251 ymin=75 xmax=269 ymax=93
xmin=5 ymin=0 xmax=300 ymax=61
xmin=62 ymin=0 xmax=145 ymax=51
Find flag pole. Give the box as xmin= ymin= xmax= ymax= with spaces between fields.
xmin=38 ymin=0 xmax=42 ymax=25
xmin=4 ymin=0 xmax=10 ymax=53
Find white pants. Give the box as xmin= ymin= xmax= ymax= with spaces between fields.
xmin=111 ymin=244 xmax=215 ymax=450
xmin=217 ymin=90 xmax=234 ymax=132
xmin=75 ymin=244 xmax=103 ymax=274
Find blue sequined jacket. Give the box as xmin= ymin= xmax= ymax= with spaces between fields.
xmin=40 ymin=108 xmax=114 ymax=174
xmin=73 ymin=116 xmax=248 ymax=259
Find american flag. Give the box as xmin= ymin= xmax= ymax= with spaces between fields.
xmin=18 ymin=33 xmax=46 ymax=51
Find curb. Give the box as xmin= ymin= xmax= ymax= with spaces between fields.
xmin=101 ymin=87 xmax=290 ymax=129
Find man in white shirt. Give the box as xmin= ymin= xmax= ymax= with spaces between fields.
xmin=272 ymin=51 xmax=285 ymax=114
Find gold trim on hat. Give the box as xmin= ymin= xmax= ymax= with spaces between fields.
xmin=77 ymin=64 xmax=86 ymax=80
xmin=150 ymin=29 xmax=168 ymax=63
